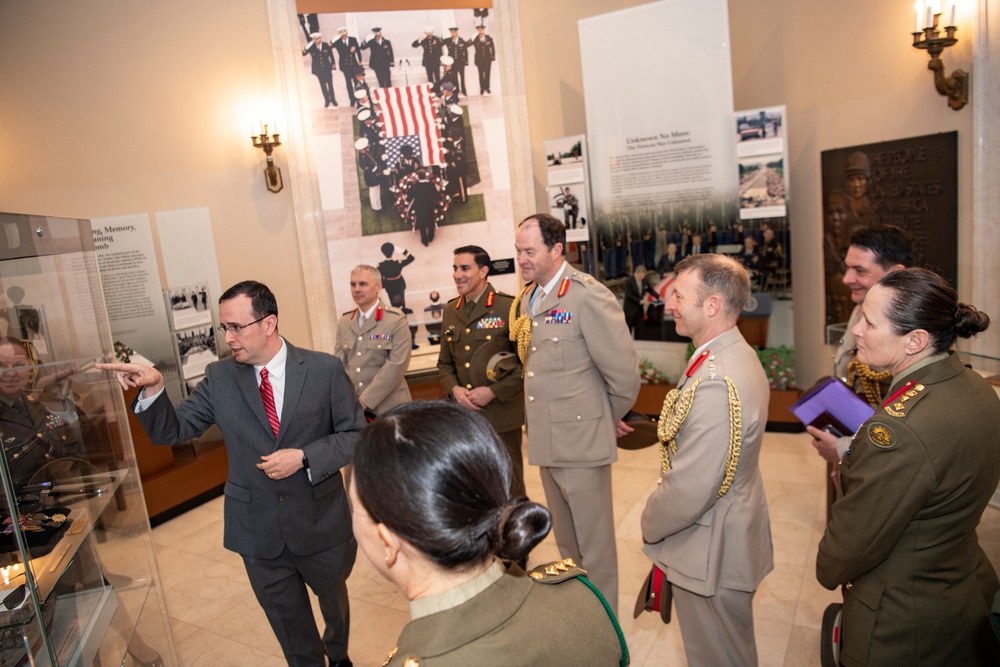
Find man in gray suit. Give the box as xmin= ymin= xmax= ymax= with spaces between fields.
xmin=98 ymin=281 xmax=364 ymax=667
xmin=513 ymin=213 xmax=640 ymax=614
xmin=641 ymin=254 xmax=772 ymax=667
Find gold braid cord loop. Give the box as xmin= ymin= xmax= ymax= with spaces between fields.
xmin=846 ymin=359 xmax=891 ymax=408
xmin=656 ymin=377 xmax=701 ymax=473
xmin=718 ymin=377 xmax=742 ymax=498
xmin=509 ymin=284 xmax=534 ymax=369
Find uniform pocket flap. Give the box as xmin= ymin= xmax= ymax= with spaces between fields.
xmin=847 ymin=576 xmax=884 ymax=611
xmin=550 ymin=395 xmax=601 ymax=423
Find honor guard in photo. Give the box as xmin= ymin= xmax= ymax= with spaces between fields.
xmin=443 ymin=27 xmax=469 ymax=96
xmin=412 ymin=27 xmax=442 ymax=85
xmin=436 ymin=55 xmax=459 ymax=96
xmin=472 ymin=24 xmax=496 ymax=95
xmin=352 ymin=68 xmax=371 ymax=105
xmin=355 ymin=138 xmax=384 ymax=213
xmin=302 ymin=32 xmax=337 ymax=108
xmin=335 ymin=265 xmax=412 ymax=418
xmin=378 ymin=243 xmax=416 ymax=314
xmin=332 ymin=26 xmax=363 ymax=107
xmin=360 ymin=27 xmax=394 ymax=88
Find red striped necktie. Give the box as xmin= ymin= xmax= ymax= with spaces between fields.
xmin=259 ymin=368 xmax=280 ymax=437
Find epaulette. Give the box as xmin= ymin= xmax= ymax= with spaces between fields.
xmin=383 ymin=306 xmax=404 ymax=316
xmin=569 ymin=270 xmax=599 ymax=287
xmin=882 ymin=381 xmax=928 ymax=419
xmin=341 ymin=310 xmax=356 ymax=317
xmin=446 ymin=295 xmax=461 ymax=305
xmin=527 ymin=558 xmax=587 ymax=584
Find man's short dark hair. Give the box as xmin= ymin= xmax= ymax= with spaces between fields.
xmin=849 ymin=225 xmax=914 ymax=270
xmin=519 ymin=214 xmax=565 ymax=255
xmin=454 ymin=245 xmax=491 ymax=270
xmin=220 ymin=280 xmax=278 ymax=319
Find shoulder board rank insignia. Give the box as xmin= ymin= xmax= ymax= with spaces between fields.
xmin=381 ymin=647 xmax=397 ymax=667
xmin=557 ymin=277 xmax=571 ymax=297
xmin=867 ymin=422 xmax=897 ymax=448
xmin=403 ymin=659 xmax=420 ymax=667
xmin=528 ymin=557 xmax=585 ymax=583
xmin=881 ymin=380 xmax=923 ymax=418
xmin=345 ymin=309 xmax=357 ymax=318
xmin=485 ymin=291 xmax=495 ymax=308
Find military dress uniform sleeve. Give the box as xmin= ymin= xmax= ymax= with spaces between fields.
xmin=333 ymin=314 xmax=352 ymax=368
xmin=489 ymin=353 xmax=523 ymax=403
xmin=436 ymin=310 xmax=461 ymax=397
xmin=816 ymin=419 xmax=935 ymax=589
xmin=358 ymin=313 xmax=412 ymax=410
xmin=577 ymin=281 xmax=640 ymax=420
xmin=640 ymin=378 xmax=733 ymax=543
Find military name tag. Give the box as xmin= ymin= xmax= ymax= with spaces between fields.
xmin=544 ymin=309 xmax=572 ymax=325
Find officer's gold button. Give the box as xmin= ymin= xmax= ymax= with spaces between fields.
xmin=356 ymin=367 xmax=361 ymax=372
xmin=845 ymin=582 xmax=853 ymax=590
xmin=526 ymin=371 xmax=534 ymax=378
xmin=465 ymin=328 xmax=471 ymax=333
xmin=464 ymin=362 xmax=470 ymax=368
xmin=357 ymin=335 xmax=363 ymax=341
xmin=358 ymin=382 xmax=364 ymax=387
xmin=486 ymin=335 xmax=492 ymax=340
xmin=356 ymin=352 xmax=361 ymax=356
xmin=553 ymin=337 xmax=559 ymax=342
xmin=532 ymin=321 xmax=538 ymax=327
xmin=530 ymin=346 xmax=536 ymax=352
xmin=466 ymin=384 xmax=472 ymax=389
xmin=464 ymin=345 xmax=470 ymax=351
xmin=528 ymin=396 xmax=534 ymax=402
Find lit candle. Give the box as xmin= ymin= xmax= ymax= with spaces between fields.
xmin=250 ymin=121 xmax=256 ymax=138
xmin=914 ymin=1 xmax=922 ymax=32
xmin=949 ymin=1 xmax=956 ymax=26
xmin=925 ymin=5 xmax=933 ymax=28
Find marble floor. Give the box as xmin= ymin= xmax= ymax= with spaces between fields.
xmin=149 ymin=431 xmax=1000 ymax=666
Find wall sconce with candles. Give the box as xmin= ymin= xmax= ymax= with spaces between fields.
xmin=250 ymin=122 xmax=283 ymax=193
xmin=912 ymin=1 xmax=968 ymax=110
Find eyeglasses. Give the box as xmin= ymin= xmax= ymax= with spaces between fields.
xmin=216 ymin=315 xmax=270 ymax=336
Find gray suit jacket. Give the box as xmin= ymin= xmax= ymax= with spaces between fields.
xmin=642 ymin=327 xmax=773 ymax=596
xmin=134 ymin=340 xmax=366 ymax=559
xmin=521 ymin=263 xmax=639 ymax=468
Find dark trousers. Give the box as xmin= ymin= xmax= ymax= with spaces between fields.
xmin=455 ymin=66 xmax=467 ymax=95
xmin=418 ymin=223 xmax=435 ymax=246
xmin=424 ymin=65 xmax=440 ymax=84
xmin=373 ymin=66 xmax=391 ymax=88
xmin=478 ymin=63 xmax=492 ymax=93
xmin=243 ymin=538 xmax=357 ymax=667
xmin=316 ymin=73 xmax=336 ymax=106
xmin=342 ymin=70 xmax=357 ymax=106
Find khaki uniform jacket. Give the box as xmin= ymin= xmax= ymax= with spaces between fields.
xmin=817 ymin=353 xmax=1000 ymax=666
xmin=436 ymin=284 xmax=523 ymax=434
xmin=641 ymin=327 xmax=774 ymax=597
xmin=335 ymin=299 xmax=412 ymax=415
xmin=384 ymin=565 xmax=625 ymax=667
xmin=521 ymin=264 xmax=640 ymax=468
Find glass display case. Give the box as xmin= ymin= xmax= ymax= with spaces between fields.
xmin=0 ymin=213 xmax=176 ymax=666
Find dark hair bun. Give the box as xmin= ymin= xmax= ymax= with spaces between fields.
xmin=496 ymin=498 xmax=552 ymax=563
xmin=954 ymin=303 xmax=990 ymax=339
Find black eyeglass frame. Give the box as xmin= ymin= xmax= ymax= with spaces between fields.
xmin=216 ymin=314 xmax=273 ymax=336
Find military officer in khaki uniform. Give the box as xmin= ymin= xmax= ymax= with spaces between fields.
xmin=335 ymin=265 xmax=412 ymax=416
xmin=437 ymin=245 xmax=524 ymax=495
xmin=512 ymin=214 xmax=640 ymax=615
xmin=641 ymin=254 xmax=772 ymax=667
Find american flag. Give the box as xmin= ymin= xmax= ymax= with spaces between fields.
xmin=372 ymin=84 xmax=444 ymax=168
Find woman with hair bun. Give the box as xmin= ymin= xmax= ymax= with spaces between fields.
xmin=817 ymin=268 xmax=1000 ymax=665
xmin=350 ymin=400 xmax=628 ymax=666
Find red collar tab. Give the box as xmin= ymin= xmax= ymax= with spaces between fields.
xmin=882 ymin=380 xmax=915 ymax=408
xmin=520 ymin=282 xmax=535 ymax=297
xmin=375 ymin=307 xmax=383 ymax=322
xmin=455 ymin=295 xmax=464 ymax=310
xmin=352 ymin=309 xmax=358 ymax=320
xmin=557 ymin=277 xmax=571 ymax=297
xmin=485 ymin=291 xmax=495 ymax=308
xmin=686 ymin=350 xmax=710 ymax=377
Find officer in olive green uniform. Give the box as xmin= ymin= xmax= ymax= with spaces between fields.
xmin=818 ymin=352 xmax=1000 ymax=666
xmin=335 ymin=266 xmax=412 ymax=416
xmin=437 ymin=246 xmax=525 ymax=495
xmin=381 ymin=560 xmax=627 ymax=667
